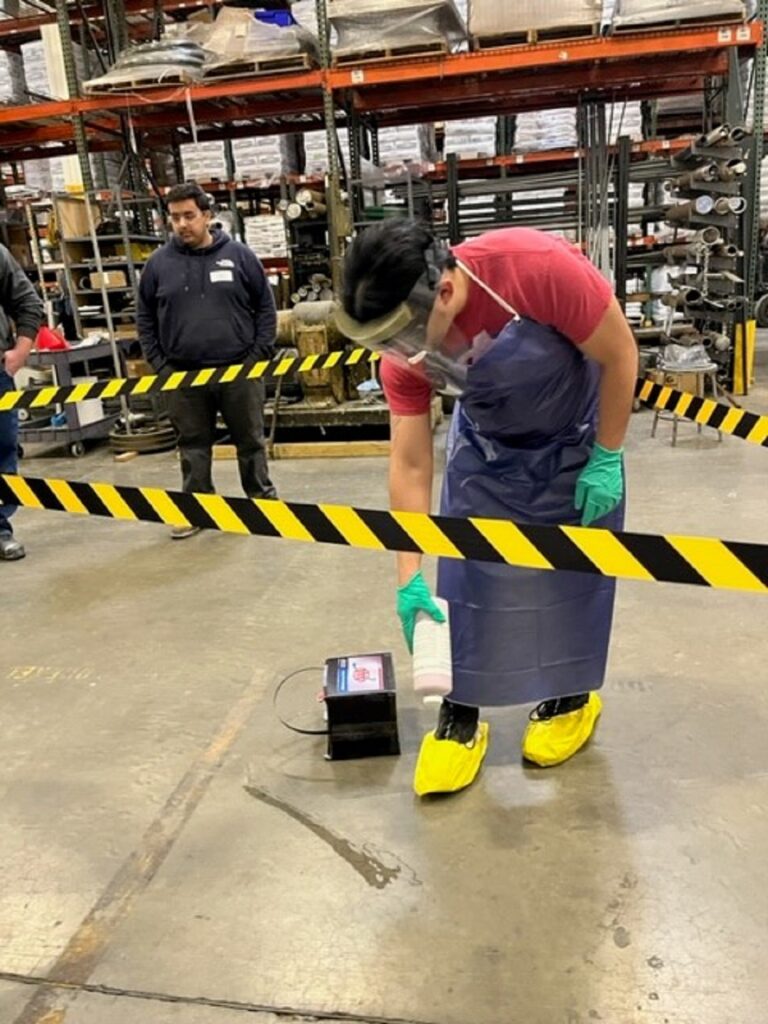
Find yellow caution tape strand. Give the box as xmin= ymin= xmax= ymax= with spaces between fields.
xmin=0 ymin=473 xmax=765 ymax=594
xmin=634 ymin=379 xmax=768 ymax=447
xmin=0 ymin=349 xmax=380 ymax=413
xmin=2 ymin=354 xmax=766 ymax=448
xmin=3 ymin=356 xmax=766 ymax=448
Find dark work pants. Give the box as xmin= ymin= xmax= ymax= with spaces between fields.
xmin=168 ymin=377 xmax=276 ymax=498
xmin=0 ymin=371 xmax=18 ymax=533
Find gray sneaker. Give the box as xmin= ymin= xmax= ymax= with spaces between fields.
xmin=0 ymin=532 xmax=25 ymax=560
xmin=171 ymin=525 xmax=201 ymax=540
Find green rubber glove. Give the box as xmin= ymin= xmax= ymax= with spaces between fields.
xmin=574 ymin=444 xmax=624 ymax=527
xmin=396 ymin=570 xmax=446 ymax=654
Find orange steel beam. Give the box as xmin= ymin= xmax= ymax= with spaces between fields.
xmin=365 ymin=75 xmax=715 ymax=126
xmin=0 ymin=71 xmax=323 ymax=126
xmin=351 ymin=52 xmax=730 ymax=115
xmin=426 ymin=137 xmax=693 ymax=181
xmin=328 ymin=21 xmax=761 ymax=91
xmin=129 ymin=93 xmax=323 ymax=131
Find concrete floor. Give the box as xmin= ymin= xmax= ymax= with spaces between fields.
xmin=1 ymin=373 xmax=767 ymax=1024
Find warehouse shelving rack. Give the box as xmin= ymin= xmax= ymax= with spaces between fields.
xmin=0 ymin=3 xmax=764 ymax=388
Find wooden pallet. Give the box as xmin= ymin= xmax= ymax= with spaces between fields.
xmin=611 ymin=13 xmax=746 ymax=34
xmin=471 ymin=23 xmax=600 ymax=49
xmin=202 ymin=52 xmax=315 ymax=80
xmin=84 ymin=69 xmax=200 ymax=94
xmin=214 ymin=439 xmax=391 ymax=461
xmin=333 ymin=40 xmax=449 ymax=66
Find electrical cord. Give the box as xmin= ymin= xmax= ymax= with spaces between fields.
xmin=273 ymin=666 xmax=329 ymax=736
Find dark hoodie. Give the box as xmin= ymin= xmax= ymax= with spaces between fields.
xmin=137 ymin=229 xmax=276 ymax=370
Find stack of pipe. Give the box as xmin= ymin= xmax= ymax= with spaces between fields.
xmin=290 ymin=274 xmax=334 ymax=306
xmin=279 ymin=188 xmax=327 ymax=223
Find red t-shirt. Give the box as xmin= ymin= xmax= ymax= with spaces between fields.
xmin=380 ymin=227 xmax=614 ymax=415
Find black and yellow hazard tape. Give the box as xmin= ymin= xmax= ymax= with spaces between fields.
xmin=3 ymin=351 xmax=766 ymax=449
xmin=1 ymin=473 xmax=766 ymax=594
xmin=0 ymin=348 xmax=379 ymax=413
xmin=634 ymin=378 xmax=768 ymax=448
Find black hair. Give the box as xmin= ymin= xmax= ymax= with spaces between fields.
xmin=165 ymin=182 xmax=212 ymax=211
xmin=342 ymin=219 xmax=454 ymax=323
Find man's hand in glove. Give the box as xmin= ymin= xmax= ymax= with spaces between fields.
xmin=574 ymin=444 xmax=624 ymax=526
xmin=397 ymin=570 xmax=446 ymax=654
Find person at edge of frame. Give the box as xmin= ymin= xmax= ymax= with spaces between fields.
xmin=138 ymin=182 xmax=277 ymax=540
xmin=337 ymin=220 xmax=637 ymax=796
xmin=0 ymin=243 xmax=45 ymax=561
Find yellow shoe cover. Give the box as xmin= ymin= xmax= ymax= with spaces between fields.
xmin=413 ymin=722 xmax=489 ymax=797
xmin=522 ymin=693 xmax=602 ymax=768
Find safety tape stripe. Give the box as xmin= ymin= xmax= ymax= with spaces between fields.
xmin=46 ymin=478 xmax=89 ymax=515
xmin=247 ymin=361 xmax=270 ymax=380
xmin=635 ymin=379 xmax=768 ymax=447
xmin=318 ymin=505 xmax=387 ymax=551
xmin=2 ymin=349 xmax=379 ymax=412
xmin=665 ymin=536 xmax=766 ymax=593
xmin=6 ymin=357 xmax=765 ymax=448
xmin=561 ymin=525 xmax=655 ymax=582
xmin=466 ymin=517 xmax=553 ymax=570
xmin=196 ymin=494 xmax=251 ymax=534
xmin=746 ymin=418 xmax=768 ymax=445
xmin=391 ymin=510 xmax=464 ymax=559
xmin=160 ymin=371 xmax=188 ymax=392
xmin=2 ymin=472 xmax=764 ymax=594
xmin=29 ymin=386 xmax=60 ymax=408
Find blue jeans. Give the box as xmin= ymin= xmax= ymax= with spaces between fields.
xmin=0 ymin=370 xmax=18 ymax=534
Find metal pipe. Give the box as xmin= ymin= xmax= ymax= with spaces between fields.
xmin=667 ymin=164 xmax=719 ymax=190
xmin=693 ymin=227 xmax=722 ymax=245
xmin=697 ymin=124 xmax=731 ymax=147
xmin=296 ymin=188 xmax=326 ymax=206
xmin=666 ymin=196 xmax=714 ymax=222
xmin=727 ymin=196 xmax=747 ymax=214
xmin=717 ymin=159 xmax=747 ymax=181
xmin=662 ymin=288 xmax=703 ymax=308
xmin=712 ymin=242 xmax=741 ymax=258
xmin=702 ymin=330 xmax=731 ymax=351
xmin=727 ymin=125 xmax=749 ymax=144
xmin=663 ymin=242 xmax=708 ymax=264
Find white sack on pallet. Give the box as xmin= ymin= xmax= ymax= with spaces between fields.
xmin=612 ymin=0 xmax=746 ymax=29
xmin=0 ymin=51 xmax=27 ymax=104
xmin=444 ymin=116 xmax=497 ymax=157
xmin=760 ymin=157 xmax=768 ymax=214
xmin=243 ymin=215 xmax=288 ymax=258
xmin=22 ymin=159 xmax=53 ymax=192
xmin=302 ymin=129 xmax=352 ymax=175
xmin=22 ymin=39 xmax=86 ymax=100
xmin=377 ymin=125 xmax=429 ymax=164
xmin=231 ymin=135 xmax=282 ymax=180
xmin=330 ymin=0 xmax=466 ymax=55
xmin=608 ymin=100 xmax=643 ymax=142
xmin=180 ymin=140 xmax=228 ymax=181
xmin=516 ymin=109 xmax=578 ymax=151
xmin=468 ymin=0 xmax=601 ymax=37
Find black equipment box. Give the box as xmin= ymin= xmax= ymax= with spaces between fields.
xmin=323 ymin=652 xmax=400 ymax=760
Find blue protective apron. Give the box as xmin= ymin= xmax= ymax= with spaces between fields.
xmin=436 ymin=312 xmax=624 ymax=708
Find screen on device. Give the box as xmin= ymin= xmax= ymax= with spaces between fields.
xmin=336 ymin=655 xmax=385 ymax=693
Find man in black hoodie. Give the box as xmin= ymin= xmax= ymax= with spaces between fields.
xmin=138 ymin=183 xmax=277 ymax=539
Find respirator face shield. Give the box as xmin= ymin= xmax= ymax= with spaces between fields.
xmin=334 ymin=271 xmax=471 ymax=395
